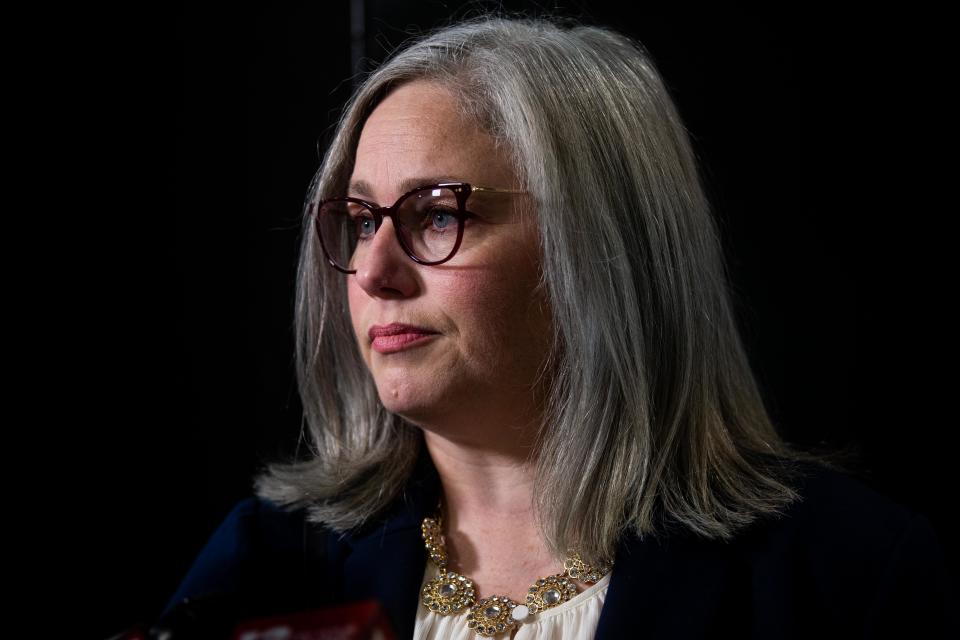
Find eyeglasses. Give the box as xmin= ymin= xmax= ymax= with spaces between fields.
xmin=312 ymin=181 xmax=525 ymax=274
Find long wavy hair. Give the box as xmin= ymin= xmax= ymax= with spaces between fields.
xmin=253 ymin=14 xmax=849 ymax=567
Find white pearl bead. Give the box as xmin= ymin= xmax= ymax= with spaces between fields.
xmin=511 ymin=604 xmax=530 ymax=622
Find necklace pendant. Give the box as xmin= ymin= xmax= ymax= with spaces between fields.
xmin=524 ymin=574 xmax=577 ymax=614
xmin=467 ymin=596 xmax=520 ymax=636
xmin=421 ymin=571 xmax=476 ymax=615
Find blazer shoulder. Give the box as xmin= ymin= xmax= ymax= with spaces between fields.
xmin=157 ymin=495 xmax=334 ymax=623
xmin=780 ymin=462 xmax=928 ymax=550
xmin=745 ymin=461 xmax=956 ymax=635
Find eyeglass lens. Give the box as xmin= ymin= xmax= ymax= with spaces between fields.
xmin=318 ymin=186 xmax=462 ymax=270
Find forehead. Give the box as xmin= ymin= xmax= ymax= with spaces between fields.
xmin=350 ymin=80 xmax=514 ymax=199
xmin=361 ymin=80 xmax=466 ymax=141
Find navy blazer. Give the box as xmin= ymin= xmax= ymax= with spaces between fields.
xmin=155 ymin=451 xmax=956 ymax=639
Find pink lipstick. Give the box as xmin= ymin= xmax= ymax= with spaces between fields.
xmin=368 ymin=323 xmax=439 ymax=354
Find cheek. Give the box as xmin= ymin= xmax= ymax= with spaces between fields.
xmin=437 ymin=260 xmax=549 ymax=366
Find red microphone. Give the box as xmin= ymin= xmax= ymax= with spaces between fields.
xmin=230 ymin=600 xmax=396 ymax=640
xmin=139 ymin=595 xmax=397 ymax=639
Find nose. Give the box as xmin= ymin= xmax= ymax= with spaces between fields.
xmin=353 ymin=216 xmax=419 ymax=299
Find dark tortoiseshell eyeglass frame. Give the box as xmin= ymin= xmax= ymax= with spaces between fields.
xmin=312 ymin=181 xmax=526 ymax=274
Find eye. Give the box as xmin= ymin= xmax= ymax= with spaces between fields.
xmin=355 ymin=215 xmax=376 ymax=239
xmin=429 ymin=208 xmax=456 ymax=231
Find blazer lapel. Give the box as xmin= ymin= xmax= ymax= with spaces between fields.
xmin=342 ymin=521 xmax=428 ymax=638
xmin=595 ymin=530 xmax=749 ymax=639
xmin=339 ymin=447 xmax=443 ymax=638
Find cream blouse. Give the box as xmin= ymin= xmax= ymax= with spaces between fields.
xmin=412 ymin=562 xmax=611 ymax=640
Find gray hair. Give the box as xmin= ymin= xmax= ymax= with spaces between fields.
xmin=253 ymin=14 xmax=848 ymax=566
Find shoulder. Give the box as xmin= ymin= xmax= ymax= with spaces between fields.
xmin=737 ymin=462 xmax=954 ymax=635
xmin=606 ymin=464 xmax=956 ymax=637
xmin=640 ymin=461 xmax=938 ymax=557
xmin=187 ymin=495 xmax=323 ymax=567
xmin=753 ymin=462 xmax=943 ymax=564
xmin=158 ymin=496 xmax=335 ymax=623
xmin=717 ymin=461 xmax=944 ymax=572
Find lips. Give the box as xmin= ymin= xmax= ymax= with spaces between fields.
xmin=368 ymin=323 xmax=439 ymax=354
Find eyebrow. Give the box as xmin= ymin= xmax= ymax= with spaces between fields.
xmin=348 ymin=176 xmax=462 ymax=199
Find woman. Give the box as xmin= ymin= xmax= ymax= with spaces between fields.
xmin=156 ymin=15 xmax=953 ymax=639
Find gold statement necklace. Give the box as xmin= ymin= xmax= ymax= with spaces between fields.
xmin=419 ymin=503 xmax=613 ymax=637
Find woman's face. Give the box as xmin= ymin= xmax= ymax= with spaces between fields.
xmin=346 ymin=79 xmax=552 ymax=436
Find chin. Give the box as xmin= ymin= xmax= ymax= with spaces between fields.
xmin=375 ymin=379 xmax=424 ymax=414
xmin=374 ymin=383 xmax=446 ymax=427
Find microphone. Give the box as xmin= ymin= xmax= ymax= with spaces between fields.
xmin=231 ymin=600 xmax=396 ymax=640
xmin=139 ymin=593 xmax=396 ymax=640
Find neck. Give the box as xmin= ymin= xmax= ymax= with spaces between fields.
xmin=424 ymin=429 xmax=538 ymax=528
xmin=412 ymin=386 xmax=546 ymax=522
xmin=421 ymin=428 xmax=572 ymax=598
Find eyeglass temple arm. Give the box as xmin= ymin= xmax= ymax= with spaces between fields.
xmin=470 ymin=186 xmax=527 ymax=194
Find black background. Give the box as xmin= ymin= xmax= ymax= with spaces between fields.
xmin=73 ymin=3 xmax=954 ymax=637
